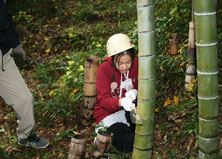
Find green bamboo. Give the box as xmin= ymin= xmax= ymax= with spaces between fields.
xmin=132 ymin=0 xmax=156 ymax=158
xmin=194 ymin=0 xmax=219 ymax=158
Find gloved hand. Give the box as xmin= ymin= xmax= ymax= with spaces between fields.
xmin=125 ymin=89 xmax=138 ymax=101
xmin=120 ymin=97 xmax=133 ymax=111
xmin=12 ymin=44 xmax=26 ymax=68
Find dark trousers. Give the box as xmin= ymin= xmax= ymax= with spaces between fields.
xmin=107 ymin=111 xmax=135 ymax=152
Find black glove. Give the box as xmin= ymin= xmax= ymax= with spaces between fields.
xmin=11 ymin=44 xmax=26 ymax=68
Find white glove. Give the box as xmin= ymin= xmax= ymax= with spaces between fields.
xmin=125 ymin=89 xmax=138 ymax=101
xmin=120 ymin=97 xmax=133 ymax=111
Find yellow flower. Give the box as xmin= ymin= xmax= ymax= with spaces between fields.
xmin=180 ymin=61 xmax=185 ymax=67
xmin=186 ymin=82 xmax=194 ymax=92
xmin=155 ymin=108 xmax=159 ymax=112
xmin=66 ymin=55 xmax=71 ymax=59
xmin=44 ymin=37 xmax=49 ymax=41
xmin=77 ymin=65 xmax=84 ymax=72
xmin=96 ymin=43 xmax=102 ymax=48
xmin=69 ymin=33 xmax=74 ymax=39
xmin=163 ymin=98 xmax=171 ymax=107
xmin=178 ymin=49 xmax=182 ymax=53
xmin=49 ymin=90 xmax=56 ymax=96
xmin=174 ymin=96 xmax=179 ymax=106
xmin=45 ymin=48 xmax=51 ymax=53
xmin=68 ymin=61 xmax=74 ymax=65
xmin=66 ymin=71 xmax=72 ymax=75
xmin=71 ymin=89 xmax=78 ymax=95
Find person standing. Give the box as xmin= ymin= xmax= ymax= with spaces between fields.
xmin=0 ymin=0 xmax=49 ymax=148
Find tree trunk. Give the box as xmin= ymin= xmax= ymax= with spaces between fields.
xmin=132 ymin=0 xmax=156 ymax=158
xmin=194 ymin=0 xmax=219 ymax=158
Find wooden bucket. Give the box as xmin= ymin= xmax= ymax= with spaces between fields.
xmin=83 ymin=55 xmax=99 ymax=119
xmin=169 ymin=33 xmax=178 ymax=58
xmin=68 ymin=135 xmax=87 ymax=159
xmin=94 ymin=130 xmax=113 ymax=153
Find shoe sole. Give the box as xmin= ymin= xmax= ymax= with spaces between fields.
xmin=18 ymin=142 xmax=49 ymax=149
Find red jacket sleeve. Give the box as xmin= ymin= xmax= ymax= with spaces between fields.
xmin=96 ymin=63 xmax=121 ymax=113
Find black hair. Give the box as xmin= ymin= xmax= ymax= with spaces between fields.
xmin=111 ymin=48 xmax=134 ymax=67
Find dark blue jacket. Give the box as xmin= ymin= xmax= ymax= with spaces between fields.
xmin=0 ymin=0 xmax=20 ymax=55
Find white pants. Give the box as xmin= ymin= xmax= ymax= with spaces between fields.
xmin=0 ymin=49 xmax=35 ymax=139
xmin=95 ymin=110 xmax=129 ymax=133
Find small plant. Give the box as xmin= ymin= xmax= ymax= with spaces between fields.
xmin=95 ymin=121 xmax=108 ymax=133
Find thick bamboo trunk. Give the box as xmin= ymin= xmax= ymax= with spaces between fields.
xmin=83 ymin=55 xmax=99 ymax=120
xmin=194 ymin=0 xmax=219 ymax=158
xmin=132 ymin=0 xmax=156 ymax=158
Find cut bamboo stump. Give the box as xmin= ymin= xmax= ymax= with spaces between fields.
xmin=188 ymin=21 xmax=196 ymax=65
xmin=68 ymin=135 xmax=87 ymax=159
xmin=185 ymin=64 xmax=196 ymax=88
xmin=83 ymin=55 xmax=99 ymax=120
xmin=169 ymin=33 xmax=179 ymax=59
xmin=93 ymin=130 xmax=113 ymax=158
xmin=185 ymin=21 xmax=196 ymax=89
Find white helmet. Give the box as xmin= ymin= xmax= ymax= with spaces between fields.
xmin=106 ymin=33 xmax=134 ymax=57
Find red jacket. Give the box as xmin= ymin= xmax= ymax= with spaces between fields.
xmin=94 ymin=57 xmax=138 ymax=124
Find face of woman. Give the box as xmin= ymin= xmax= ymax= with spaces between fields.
xmin=114 ymin=54 xmax=132 ymax=74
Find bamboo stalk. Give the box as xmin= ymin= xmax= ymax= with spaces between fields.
xmin=132 ymin=0 xmax=156 ymax=158
xmin=194 ymin=0 xmax=219 ymax=158
xmin=185 ymin=21 xmax=196 ymax=89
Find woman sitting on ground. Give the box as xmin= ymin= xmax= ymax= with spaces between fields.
xmin=94 ymin=33 xmax=138 ymax=152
